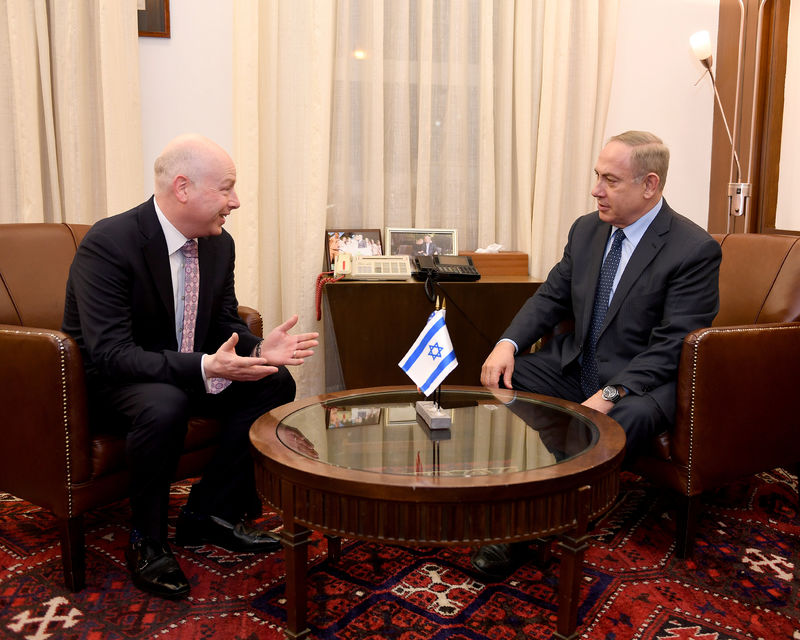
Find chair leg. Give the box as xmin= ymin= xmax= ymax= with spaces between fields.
xmin=59 ymin=515 xmax=86 ymax=592
xmin=674 ymin=494 xmax=701 ymax=559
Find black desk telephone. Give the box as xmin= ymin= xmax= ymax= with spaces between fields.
xmin=412 ymin=255 xmax=481 ymax=282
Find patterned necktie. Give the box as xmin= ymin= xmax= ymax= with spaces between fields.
xmin=179 ymin=240 xmax=199 ymax=353
xmin=179 ymin=240 xmax=231 ymax=394
xmin=581 ymin=229 xmax=626 ymax=397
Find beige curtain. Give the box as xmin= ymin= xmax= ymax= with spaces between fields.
xmin=525 ymin=1 xmax=619 ymax=277
xmin=233 ymin=0 xmax=619 ymax=397
xmin=0 ymin=0 xmax=143 ymax=224
xmin=231 ymin=0 xmax=336 ymax=399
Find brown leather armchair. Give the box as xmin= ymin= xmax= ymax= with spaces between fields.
xmin=633 ymin=232 xmax=800 ymax=557
xmin=0 ymin=222 xmax=263 ymax=591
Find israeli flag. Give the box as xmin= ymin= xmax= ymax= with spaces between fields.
xmin=398 ymin=309 xmax=458 ymax=396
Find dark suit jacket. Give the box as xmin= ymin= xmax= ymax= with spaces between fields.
xmin=62 ymin=197 xmax=259 ymax=394
xmin=501 ymin=200 xmax=721 ymax=422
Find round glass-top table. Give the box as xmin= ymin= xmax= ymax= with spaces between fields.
xmin=276 ymin=387 xmax=599 ymax=476
xmin=250 ymin=386 xmax=625 ymax=640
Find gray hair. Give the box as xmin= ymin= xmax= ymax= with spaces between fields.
xmin=609 ymin=130 xmax=669 ymax=190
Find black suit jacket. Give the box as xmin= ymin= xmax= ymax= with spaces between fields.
xmin=62 ymin=197 xmax=259 ymax=394
xmin=502 ymin=200 xmax=721 ymax=421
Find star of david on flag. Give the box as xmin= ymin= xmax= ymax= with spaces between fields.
xmin=398 ymin=308 xmax=458 ymax=396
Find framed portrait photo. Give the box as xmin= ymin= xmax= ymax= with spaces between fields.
xmin=138 ymin=0 xmax=170 ymax=38
xmin=324 ymin=229 xmax=383 ymax=271
xmin=385 ymin=228 xmax=458 ymax=257
xmin=325 ymin=406 xmax=383 ymax=429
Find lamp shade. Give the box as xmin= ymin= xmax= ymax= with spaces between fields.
xmin=690 ymin=30 xmax=713 ymax=62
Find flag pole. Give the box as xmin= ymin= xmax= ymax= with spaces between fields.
xmin=435 ymin=299 xmax=445 ymax=409
xmin=441 ymin=302 xmax=445 ymax=404
xmin=399 ymin=287 xmax=455 ymax=430
xmin=434 ymin=296 xmax=440 ymax=409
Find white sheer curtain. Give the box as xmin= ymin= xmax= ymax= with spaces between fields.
xmin=233 ymin=0 xmax=619 ymax=397
xmin=0 ymin=0 xmax=143 ymax=224
xmin=231 ymin=0 xmax=336 ymax=399
xmin=325 ymin=0 xmax=619 ymax=275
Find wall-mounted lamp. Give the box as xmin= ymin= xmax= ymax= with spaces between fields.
xmin=690 ymin=28 xmax=750 ymax=228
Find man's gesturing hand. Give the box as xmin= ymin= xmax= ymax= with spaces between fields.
xmin=204 ymin=333 xmax=278 ymax=381
xmin=260 ymin=314 xmax=320 ymax=365
xmin=203 ymin=315 xmax=320 ymax=382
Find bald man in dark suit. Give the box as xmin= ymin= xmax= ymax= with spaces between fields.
xmin=474 ymin=131 xmax=721 ymax=580
xmin=63 ymin=134 xmax=318 ymax=598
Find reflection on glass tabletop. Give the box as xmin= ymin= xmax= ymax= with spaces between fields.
xmin=276 ymin=389 xmax=597 ymax=477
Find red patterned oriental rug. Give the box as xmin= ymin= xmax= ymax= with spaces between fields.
xmin=1 ymin=469 xmax=798 ymax=640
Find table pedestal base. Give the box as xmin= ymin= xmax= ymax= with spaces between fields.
xmin=280 ymin=486 xmax=593 ymax=639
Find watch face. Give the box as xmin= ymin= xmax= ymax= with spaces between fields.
xmin=602 ymin=386 xmax=619 ymax=402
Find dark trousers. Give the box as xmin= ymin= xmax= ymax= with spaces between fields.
xmin=511 ymin=350 xmax=667 ymax=465
xmin=90 ymin=367 xmax=296 ymax=540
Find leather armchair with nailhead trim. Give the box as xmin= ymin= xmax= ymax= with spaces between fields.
xmin=0 ymin=223 xmax=263 ymax=591
xmin=633 ymin=232 xmax=800 ymax=557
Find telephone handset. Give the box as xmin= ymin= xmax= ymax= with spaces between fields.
xmin=412 ymin=255 xmax=481 ymax=282
xmin=333 ymin=253 xmax=352 ymax=277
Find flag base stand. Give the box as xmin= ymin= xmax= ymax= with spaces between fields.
xmin=416 ymin=401 xmax=451 ymax=429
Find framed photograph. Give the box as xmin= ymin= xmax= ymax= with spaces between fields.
xmin=325 ymin=406 xmax=383 ymax=429
xmin=385 ymin=404 xmax=418 ymax=424
xmin=324 ymin=228 xmax=383 ymax=271
xmin=138 ymin=0 xmax=170 ymax=38
xmin=385 ymin=228 xmax=458 ymax=257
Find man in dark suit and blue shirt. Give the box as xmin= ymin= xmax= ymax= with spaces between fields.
xmin=422 ymin=234 xmax=440 ymax=255
xmin=474 ymin=130 xmax=722 ymax=580
xmin=62 ymin=134 xmax=319 ymax=599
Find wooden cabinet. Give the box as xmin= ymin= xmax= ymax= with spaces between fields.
xmin=322 ymin=276 xmax=541 ymax=391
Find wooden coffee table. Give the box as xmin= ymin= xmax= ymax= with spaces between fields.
xmin=250 ymin=386 xmax=625 ymax=639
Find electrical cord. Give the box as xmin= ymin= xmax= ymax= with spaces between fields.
xmin=423 ymin=275 xmax=436 ymax=304
xmin=425 ymin=277 xmax=496 ymax=349
xmin=315 ymin=272 xmax=344 ymax=320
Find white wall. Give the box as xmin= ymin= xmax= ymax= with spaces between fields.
xmin=604 ymin=0 xmax=720 ymax=228
xmin=138 ymin=0 xmax=233 ymax=196
xmin=776 ymin=0 xmax=800 ymax=231
xmin=138 ymin=0 xmax=719 ymax=227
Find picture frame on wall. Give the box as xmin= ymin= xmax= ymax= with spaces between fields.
xmin=138 ymin=0 xmax=170 ymax=38
xmin=324 ymin=229 xmax=383 ymax=271
xmin=385 ymin=228 xmax=458 ymax=257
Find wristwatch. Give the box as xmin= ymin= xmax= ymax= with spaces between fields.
xmin=601 ymin=385 xmax=624 ymax=404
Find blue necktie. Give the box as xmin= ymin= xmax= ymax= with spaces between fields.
xmin=581 ymin=229 xmax=625 ymax=397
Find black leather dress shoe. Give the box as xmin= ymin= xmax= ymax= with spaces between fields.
xmin=174 ymin=509 xmax=281 ymax=553
xmin=470 ymin=542 xmax=529 ymax=581
xmin=126 ymin=538 xmax=190 ymax=599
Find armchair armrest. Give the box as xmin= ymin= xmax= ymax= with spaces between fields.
xmin=238 ymin=305 xmax=263 ymax=338
xmin=673 ymin=322 xmax=800 ymax=494
xmin=0 ymin=326 xmax=91 ymax=515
